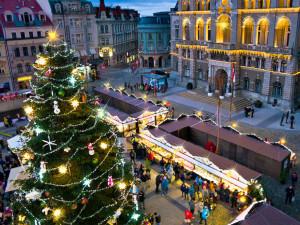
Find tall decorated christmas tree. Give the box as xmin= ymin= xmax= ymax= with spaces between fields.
xmin=12 ymin=31 xmax=142 ymax=224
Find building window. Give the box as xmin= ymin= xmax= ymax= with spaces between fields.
xmin=273 ymin=82 xmax=282 ymax=97
xmin=158 ymin=43 xmax=163 ymax=51
xmin=105 ymin=38 xmax=109 ymax=45
xmin=39 ymin=45 xmax=43 ymax=53
xmin=158 ymin=33 xmax=162 ymax=40
xmin=17 ymin=64 xmax=23 ymax=73
xmin=101 ymin=38 xmax=105 ymax=45
xmin=273 ymin=59 xmax=279 ymax=71
xmin=281 ymin=60 xmax=287 ymax=72
xmin=55 ymin=4 xmax=61 ymax=13
xmin=15 ymin=48 xmax=20 ymax=57
xmin=105 ymin=25 xmax=109 ymax=33
xmin=244 ymin=77 xmax=249 ymax=90
xmin=261 ymin=58 xmax=265 ymax=69
xmin=242 ymin=18 xmax=254 ymax=44
xmin=148 ymin=33 xmax=152 ymax=40
xmin=31 ymin=46 xmax=36 ymax=55
xmin=199 ymin=68 xmax=203 ymax=80
xmin=87 ymin=18 xmax=91 ymax=27
xmin=74 ymin=19 xmax=81 ymax=28
xmin=148 ymin=42 xmax=153 ymax=50
xmin=25 ymin=63 xmax=31 ymax=72
xmin=197 ymin=19 xmax=204 ymax=41
xmin=37 ymin=31 xmax=41 ymax=37
xmin=100 ymin=25 xmax=104 ymax=33
xmin=275 ymin=18 xmax=290 ymax=47
xmin=6 ymin=14 xmax=12 ymax=22
xmin=255 ymin=79 xmax=262 ymax=93
xmin=23 ymin=47 xmax=28 ymax=56
xmin=29 ymin=31 xmax=33 ymax=38
xmin=185 ymin=66 xmax=190 ymax=77
xmin=207 ymin=0 xmax=211 ymax=9
xmin=175 ymin=24 xmax=179 ymax=39
xmin=70 ymin=19 xmax=74 ymax=28
xmin=21 ymin=32 xmax=25 ymax=39
xmin=85 ymin=4 xmax=90 ymax=13
xmin=88 ymin=33 xmax=93 ymax=42
xmin=247 ymin=57 xmax=251 ymax=67
xmin=206 ymin=19 xmax=211 ymax=41
xmin=58 ymin=19 xmax=63 ymax=28
xmin=242 ymin=56 xmax=246 ymax=66
xmin=257 ymin=19 xmax=269 ymax=46
xmin=40 ymin=14 xmax=46 ymax=22
xmin=45 ymin=31 xmax=49 ymax=37
xmin=12 ymin=32 xmax=17 ymax=39
xmin=255 ymin=58 xmax=260 ymax=68
xmin=0 ymin=66 xmax=5 ymax=74
xmin=183 ymin=22 xmax=190 ymax=40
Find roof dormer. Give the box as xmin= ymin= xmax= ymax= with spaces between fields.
xmin=4 ymin=11 xmax=13 ymax=22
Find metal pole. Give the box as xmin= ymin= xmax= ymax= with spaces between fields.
xmin=229 ymin=79 xmax=233 ymax=122
xmin=216 ymin=74 xmax=222 ymax=155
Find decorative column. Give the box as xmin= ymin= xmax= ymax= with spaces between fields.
xmin=252 ymin=23 xmax=257 ymax=46
xmin=267 ymin=14 xmax=276 ymax=48
xmin=178 ymin=48 xmax=183 ymax=82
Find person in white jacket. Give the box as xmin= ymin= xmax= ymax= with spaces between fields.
xmin=196 ymin=198 xmax=205 ymax=218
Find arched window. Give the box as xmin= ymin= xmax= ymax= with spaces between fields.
xmin=216 ymin=15 xmax=231 ymax=43
xmin=244 ymin=77 xmax=249 ymax=90
xmin=25 ymin=63 xmax=31 ymax=72
xmin=196 ymin=1 xmax=200 ymax=10
xmin=105 ymin=25 xmax=109 ymax=33
xmin=250 ymin=0 xmax=255 ymax=9
xmin=273 ymin=59 xmax=279 ymax=71
xmin=187 ymin=1 xmax=190 ymax=11
xmin=17 ymin=64 xmax=23 ymax=73
xmin=225 ymin=6 xmax=231 ymax=14
xmin=265 ymin=0 xmax=270 ymax=8
xmin=196 ymin=19 xmax=204 ymax=41
xmin=257 ymin=19 xmax=269 ymax=45
xmin=218 ymin=7 xmax=224 ymax=14
xmin=255 ymin=58 xmax=260 ymax=68
xmin=278 ymin=0 xmax=284 ymax=7
xmin=55 ymin=4 xmax=61 ymax=13
xmin=242 ymin=18 xmax=254 ymax=44
xmin=183 ymin=2 xmax=186 ymax=11
xmin=199 ymin=68 xmax=203 ymax=80
xmin=100 ymin=25 xmax=104 ymax=33
xmin=287 ymin=0 xmax=293 ymax=7
xmin=281 ymin=60 xmax=287 ymax=72
xmin=85 ymin=4 xmax=90 ymax=13
xmin=273 ymin=82 xmax=282 ymax=97
xmin=261 ymin=58 xmax=265 ymax=69
xmin=206 ymin=19 xmax=211 ymax=41
xmin=201 ymin=1 xmax=205 ymax=10
xmin=258 ymin=0 xmax=263 ymax=8
xmin=255 ymin=79 xmax=262 ymax=93
xmin=183 ymin=21 xmax=190 ymax=40
xmin=174 ymin=21 xmax=179 ymax=39
xmin=275 ymin=18 xmax=290 ymax=47
xmin=244 ymin=0 xmax=249 ymax=9
xmin=185 ymin=65 xmax=190 ymax=76
xmin=207 ymin=0 xmax=211 ymax=10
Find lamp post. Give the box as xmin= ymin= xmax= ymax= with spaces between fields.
xmin=215 ymin=73 xmax=224 ymax=155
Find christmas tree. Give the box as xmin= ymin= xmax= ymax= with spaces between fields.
xmin=12 ymin=31 xmax=142 ymax=224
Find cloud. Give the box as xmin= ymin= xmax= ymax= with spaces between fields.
xmin=90 ymin=0 xmax=175 ymax=16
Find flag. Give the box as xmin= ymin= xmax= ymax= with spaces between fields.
xmin=232 ymin=62 xmax=235 ymax=83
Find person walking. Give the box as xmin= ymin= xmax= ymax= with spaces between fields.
xmin=185 ymin=185 xmax=190 ymax=200
xmin=129 ymin=150 xmax=136 ymax=165
xmin=189 ymin=198 xmax=196 ymax=215
xmin=155 ymin=174 xmax=162 ymax=194
xmin=138 ymin=190 xmax=145 ymax=210
xmin=291 ymin=173 xmax=297 ymax=188
xmin=290 ymin=116 xmax=295 ymax=129
xmin=146 ymin=171 xmax=151 ymax=188
xmin=285 ymin=185 xmax=295 ymax=205
xmin=201 ymin=186 xmax=209 ymax=201
xmin=193 ymin=180 xmax=200 ymax=199
xmin=181 ymin=183 xmax=187 ymax=197
xmin=231 ymin=189 xmax=238 ymax=208
xmin=161 ymin=176 xmax=169 ymax=197
xmin=199 ymin=206 xmax=210 ymax=225
xmin=154 ymin=212 xmax=161 ymax=225
xmin=189 ymin=185 xmax=195 ymax=199
xmin=280 ymin=113 xmax=285 ymax=126
xmin=3 ymin=117 xmax=8 ymax=128
xmin=197 ymin=199 xmax=204 ymax=218
xmin=140 ymin=172 xmax=148 ymax=191
xmin=171 ymin=107 xmax=175 ymax=119
xmin=167 ymin=166 xmax=174 ymax=182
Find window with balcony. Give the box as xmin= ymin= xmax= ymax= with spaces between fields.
xmin=281 ymin=60 xmax=287 ymax=72
xmin=12 ymin=32 xmax=17 ymax=39
xmin=275 ymin=18 xmax=290 ymax=47
xmin=17 ymin=64 xmax=23 ymax=73
xmin=272 ymin=82 xmax=282 ymax=97
xmin=21 ymin=32 xmax=25 ymax=39
xmin=216 ymin=15 xmax=231 ymax=43
xmin=29 ymin=31 xmax=33 ymax=38
xmin=26 ymin=63 xmax=31 ymax=72
xmin=23 ymin=47 xmax=28 ymax=56
xmin=244 ymin=77 xmax=249 ymax=90
xmin=15 ymin=48 xmax=20 ymax=57
xmin=31 ymin=46 xmax=36 ymax=55
xmin=255 ymin=79 xmax=262 ymax=93
xmin=242 ymin=18 xmax=254 ymax=44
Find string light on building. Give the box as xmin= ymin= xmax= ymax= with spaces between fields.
xmin=232 ymin=122 xmax=237 ymax=128
xmin=280 ymin=138 xmax=286 ymax=144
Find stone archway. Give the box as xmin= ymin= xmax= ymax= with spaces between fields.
xmin=215 ymin=69 xmax=228 ymax=91
xmin=148 ymin=57 xmax=154 ymax=68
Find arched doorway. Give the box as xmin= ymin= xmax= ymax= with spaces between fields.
xmin=148 ymin=57 xmax=154 ymax=68
xmin=158 ymin=56 xmax=163 ymax=67
xmin=215 ymin=69 xmax=228 ymax=92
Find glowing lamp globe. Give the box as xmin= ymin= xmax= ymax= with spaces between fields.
xmin=100 ymin=142 xmax=108 ymax=149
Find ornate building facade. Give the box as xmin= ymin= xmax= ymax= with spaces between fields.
xmin=95 ymin=0 xmax=139 ymax=66
xmin=137 ymin=12 xmax=171 ymax=68
xmin=171 ymin=0 xmax=300 ymax=110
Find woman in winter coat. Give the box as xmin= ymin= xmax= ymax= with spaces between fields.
xmin=189 ymin=186 xmax=195 ymax=199
xmin=167 ymin=166 xmax=174 ymax=182
xmin=181 ymin=183 xmax=187 ymax=197
xmin=197 ymin=198 xmax=204 ymax=217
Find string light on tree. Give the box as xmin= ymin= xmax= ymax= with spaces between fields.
xmin=70 ymin=75 xmax=76 ymax=86
xmin=34 ymin=127 xmax=43 ymax=135
xmin=24 ymin=106 xmax=33 ymax=115
xmin=36 ymin=57 xmax=47 ymax=66
xmin=71 ymin=100 xmax=79 ymax=109
xmin=119 ymin=182 xmax=126 ymax=190
xmin=100 ymin=142 xmax=108 ymax=149
xmin=83 ymin=178 xmax=91 ymax=187
xmin=47 ymin=30 xmax=59 ymax=42
xmin=53 ymin=209 xmax=62 ymax=219
xmin=131 ymin=213 xmax=140 ymax=221
xmin=58 ymin=165 xmax=68 ymax=174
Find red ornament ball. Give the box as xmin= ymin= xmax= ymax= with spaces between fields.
xmin=45 ymin=191 xmax=50 ymax=197
xmin=45 ymin=69 xmax=52 ymax=78
xmin=81 ymin=198 xmax=88 ymax=205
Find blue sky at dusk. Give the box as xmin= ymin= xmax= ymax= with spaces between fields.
xmin=90 ymin=0 xmax=176 ymax=16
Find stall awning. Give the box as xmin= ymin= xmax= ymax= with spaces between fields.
xmin=6 ymin=166 xmax=29 ymax=192
xmin=18 ymin=76 xmax=32 ymax=82
xmin=7 ymin=135 xmax=23 ymax=150
xmin=90 ymin=49 xmax=97 ymax=54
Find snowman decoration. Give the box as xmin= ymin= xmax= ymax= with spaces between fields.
xmin=87 ymin=143 xmax=94 ymax=155
xmin=53 ymin=100 xmax=60 ymax=114
xmin=40 ymin=160 xmax=47 ymax=175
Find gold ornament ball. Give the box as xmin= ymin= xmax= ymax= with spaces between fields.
xmin=71 ymin=204 xmax=77 ymax=210
xmin=29 ymin=131 xmax=35 ymax=136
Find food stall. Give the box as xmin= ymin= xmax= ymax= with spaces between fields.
xmin=138 ymin=128 xmax=261 ymax=192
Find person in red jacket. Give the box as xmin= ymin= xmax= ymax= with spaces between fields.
xmin=148 ymin=151 xmax=154 ymax=162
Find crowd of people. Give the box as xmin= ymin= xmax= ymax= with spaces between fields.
xmin=124 ymin=82 xmax=167 ymax=95
xmin=244 ymin=106 xmax=255 ymax=118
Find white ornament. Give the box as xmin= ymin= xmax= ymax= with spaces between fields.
xmin=25 ymin=190 xmax=41 ymax=201
xmin=42 ymin=134 xmax=57 ymax=151
xmin=64 ymin=147 xmax=71 ymax=152
xmin=40 ymin=160 xmax=47 ymax=174
xmin=53 ymin=100 xmax=60 ymax=114
xmin=42 ymin=207 xmax=51 ymax=215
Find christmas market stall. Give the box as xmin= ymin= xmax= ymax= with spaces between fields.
xmin=94 ymin=86 xmax=168 ymax=132
xmin=5 ymin=166 xmax=29 ymax=192
xmin=141 ymin=73 xmax=168 ymax=91
xmin=138 ymin=127 xmax=261 ymax=192
xmin=157 ymin=115 xmax=291 ymax=179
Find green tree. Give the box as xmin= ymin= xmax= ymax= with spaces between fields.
xmin=12 ymin=34 xmax=142 ymax=224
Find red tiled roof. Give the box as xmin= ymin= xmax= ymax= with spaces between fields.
xmin=0 ymin=0 xmax=53 ymax=28
xmin=96 ymin=0 xmax=139 ymax=19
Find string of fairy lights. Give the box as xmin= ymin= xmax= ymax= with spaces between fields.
xmin=13 ymin=31 xmax=139 ymax=224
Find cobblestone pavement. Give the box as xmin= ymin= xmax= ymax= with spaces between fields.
xmin=92 ymin=67 xmax=300 ymax=222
